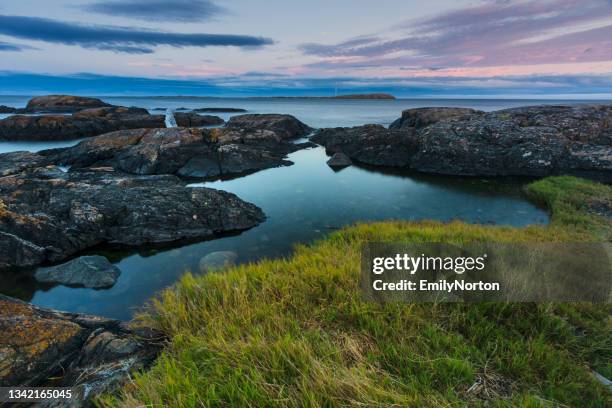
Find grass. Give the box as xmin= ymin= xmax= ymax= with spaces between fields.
xmin=101 ymin=176 xmax=612 ymax=407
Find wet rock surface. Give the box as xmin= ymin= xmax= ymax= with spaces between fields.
xmin=0 ymin=294 xmax=162 ymax=406
xmin=199 ymin=250 xmax=238 ymax=272
xmin=326 ymin=152 xmax=353 ymax=169
xmin=0 ymin=105 xmax=17 ymax=114
xmin=35 ymin=255 xmax=121 ymax=288
xmin=313 ymin=105 xmax=612 ymax=181
xmin=0 ymin=164 xmax=265 ymax=269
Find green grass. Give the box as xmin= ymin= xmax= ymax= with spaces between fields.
xmin=101 ymin=177 xmax=612 ymax=407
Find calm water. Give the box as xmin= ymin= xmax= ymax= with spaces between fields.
xmin=0 ymin=96 xmax=564 ymax=319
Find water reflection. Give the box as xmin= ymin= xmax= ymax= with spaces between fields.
xmin=2 ymin=146 xmax=548 ymax=320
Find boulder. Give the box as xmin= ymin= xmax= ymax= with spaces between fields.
xmin=25 ymin=95 xmax=112 ymax=113
xmin=198 ymin=251 xmax=238 ymax=272
xmin=174 ymin=112 xmax=224 ymax=127
xmin=326 ymin=152 xmax=353 ymax=169
xmin=226 ymin=114 xmax=312 ymax=139
xmin=0 ymin=294 xmax=161 ymax=405
xmin=311 ymin=124 xmax=418 ymax=167
xmin=35 ymin=255 xmax=121 ymax=288
xmin=0 ymin=164 xmax=265 ymax=269
xmin=44 ymin=127 xmax=305 ymax=179
xmin=389 ymin=107 xmax=483 ymax=129
xmin=194 ymin=107 xmax=248 ymax=113
xmin=313 ymin=105 xmax=612 ymax=181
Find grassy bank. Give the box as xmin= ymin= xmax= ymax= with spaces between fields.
xmin=103 ymin=176 xmax=611 ymax=407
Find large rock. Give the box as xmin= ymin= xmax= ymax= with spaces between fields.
xmin=0 ymin=107 xmax=224 ymax=141
xmin=174 ymin=112 xmax=224 ymax=127
xmin=313 ymin=105 xmax=612 ymax=181
xmin=25 ymin=95 xmax=112 ymax=113
xmin=0 ymin=164 xmax=265 ymax=269
xmin=35 ymin=255 xmax=121 ymax=288
xmin=311 ymin=124 xmax=418 ymax=167
xmin=389 ymin=107 xmax=483 ymax=129
xmin=43 ymin=127 xmax=309 ymax=179
xmin=0 ymin=294 xmax=161 ymax=405
xmin=226 ymin=114 xmax=312 ymax=139
xmin=326 ymin=152 xmax=353 ymax=169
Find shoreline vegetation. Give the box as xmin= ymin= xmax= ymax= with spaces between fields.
xmin=100 ymin=175 xmax=612 ymax=407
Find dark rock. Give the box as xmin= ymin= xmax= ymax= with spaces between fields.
xmin=326 ymin=152 xmax=352 ymax=169
xmin=174 ymin=112 xmax=224 ymax=127
xmin=0 ymin=294 xmax=162 ymax=405
xmin=0 ymin=107 xmax=164 ymax=141
xmin=44 ymin=127 xmax=304 ymax=179
xmin=0 ymin=151 xmax=50 ymax=176
xmin=25 ymin=95 xmax=112 ymax=113
xmin=0 ymin=105 xmax=17 ymax=114
xmin=313 ymin=105 xmax=612 ymax=181
xmin=389 ymin=107 xmax=483 ymax=129
xmin=311 ymin=124 xmax=418 ymax=167
xmin=226 ymin=114 xmax=312 ymax=139
xmin=35 ymin=255 xmax=121 ymax=288
xmin=0 ymin=164 xmax=265 ymax=269
xmin=198 ymin=251 xmax=238 ymax=272
xmin=194 ymin=107 xmax=248 ymax=113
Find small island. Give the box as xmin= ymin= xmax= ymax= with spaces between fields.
xmin=330 ymin=93 xmax=396 ymax=100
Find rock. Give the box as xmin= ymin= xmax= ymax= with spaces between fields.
xmin=226 ymin=114 xmax=312 ymax=139
xmin=44 ymin=127 xmax=304 ymax=179
xmin=0 ymin=151 xmax=50 ymax=176
xmin=35 ymin=255 xmax=121 ymax=288
xmin=0 ymin=105 xmax=17 ymax=114
xmin=0 ymin=105 xmax=223 ymax=141
xmin=0 ymin=294 xmax=161 ymax=405
xmin=0 ymin=164 xmax=265 ymax=269
xmin=174 ymin=112 xmax=224 ymax=127
xmin=194 ymin=107 xmax=248 ymax=113
xmin=198 ymin=251 xmax=238 ymax=272
xmin=326 ymin=152 xmax=352 ymax=169
xmin=313 ymin=105 xmax=612 ymax=181
xmin=389 ymin=107 xmax=483 ymax=129
xmin=311 ymin=124 xmax=418 ymax=167
xmin=24 ymin=95 xmax=112 ymax=113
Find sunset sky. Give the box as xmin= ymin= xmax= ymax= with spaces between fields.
xmin=0 ymin=0 xmax=611 ymax=97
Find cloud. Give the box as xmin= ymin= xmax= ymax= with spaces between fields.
xmin=81 ymin=0 xmax=225 ymax=23
xmin=2 ymin=71 xmax=612 ymax=98
xmin=298 ymin=0 xmax=612 ymax=70
xmin=0 ymin=41 xmax=36 ymax=52
xmin=0 ymin=14 xmax=273 ymax=54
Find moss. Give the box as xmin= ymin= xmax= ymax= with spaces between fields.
xmin=101 ymin=177 xmax=612 ymax=407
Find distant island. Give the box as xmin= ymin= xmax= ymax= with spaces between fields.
xmin=246 ymin=93 xmax=396 ymax=100
xmin=330 ymin=93 xmax=396 ymax=100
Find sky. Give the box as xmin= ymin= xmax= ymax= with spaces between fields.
xmin=0 ymin=0 xmax=611 ymax=97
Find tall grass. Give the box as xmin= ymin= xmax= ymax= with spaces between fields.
xmin=101 ymin=177 xmax=612 ymax=407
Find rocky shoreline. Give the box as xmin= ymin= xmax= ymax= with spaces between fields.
xmin=1 ymin=95 xmax=611 ymax=404
xmin=312 ymin=104 xmax=612 ymax=182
